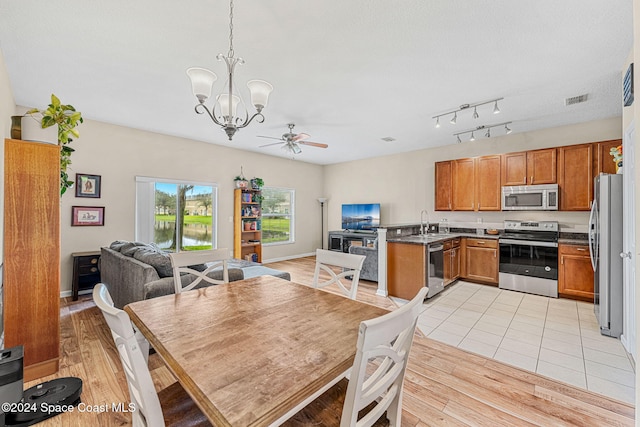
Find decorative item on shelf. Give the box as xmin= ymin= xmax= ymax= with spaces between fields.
xmin=453 ymin=121 xmax=512 ymax=143
xmin=186 ymin=0 xmax=273 ymax=141
xmin=234 ymin=166 xmax=248 ymax=188
xmin=23 ymin=94 xmax=83 ymax=196
xmin=433 ymin=97 xmax=503 ymax=128
xmin=250 ymin=177 xmax=264 ymax=190
xmin=11 ymin=115 xmax=58 ymax=143
xmin=610 ymin=145 xmax=623 ymax=174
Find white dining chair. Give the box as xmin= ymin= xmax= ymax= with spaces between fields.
xmin=284 ymin=287 xmax=428 ymax=427
xmin=313 ymin=249 xmax=366 ymax=300
xmin=169 ymin=248 xmax=230 ymax=294
xmin=93 ymin=284 xmax=211 ymax=427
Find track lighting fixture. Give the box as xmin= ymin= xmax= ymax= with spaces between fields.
xmin=453 ymin=121 xmax=512 ymax=143
xmin=432 ymin=97 xmax=504 ymax=128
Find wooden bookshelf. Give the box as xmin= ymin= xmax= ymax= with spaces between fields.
xmin=233 ymin=188 xmax=262 ymax=262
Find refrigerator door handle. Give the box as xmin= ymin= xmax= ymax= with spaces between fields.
xmin=588 ymin=199 xmax=597 ymax=271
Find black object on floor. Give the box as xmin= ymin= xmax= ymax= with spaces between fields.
xmin=5 ymin=377 xmax=83 ymax=426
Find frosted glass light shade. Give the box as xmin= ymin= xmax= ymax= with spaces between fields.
xmin=247 ymin=80 xmax=273 ymax=110
xmin=187 ymin=68 xmax=217 ymax=103
xmin=216 ymin=93 xmax=240 ymax=118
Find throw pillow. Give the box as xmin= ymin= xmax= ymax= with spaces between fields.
xmin=133 ymin=247 xmax=173 ymax=278
xmin=109 ymin=240 xmax=130 ymax=252
xmin=120 ymin=241 xmax=149 ymax=257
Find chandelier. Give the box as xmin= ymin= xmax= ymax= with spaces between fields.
xmin=433 ymin=98 xmax=503 ymax=128
xmin=187 ymin=0 xmax=273 ymax=141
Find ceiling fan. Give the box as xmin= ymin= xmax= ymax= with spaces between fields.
xmin=258 ymin=123 xmax=328 ymax=154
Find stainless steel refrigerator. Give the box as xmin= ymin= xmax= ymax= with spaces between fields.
xmin=589 ymin=173 xmax=623 ymax=338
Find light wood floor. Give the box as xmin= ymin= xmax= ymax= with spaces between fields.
xmin=26 ymin=256 xmax=634 ymax=426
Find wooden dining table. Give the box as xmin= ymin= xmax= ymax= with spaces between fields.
xmin=124 ymin=275 xmax=390 ymax=426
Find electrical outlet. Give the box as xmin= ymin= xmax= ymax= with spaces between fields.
xmin=396 ymin=229 xmax=402 ymax=235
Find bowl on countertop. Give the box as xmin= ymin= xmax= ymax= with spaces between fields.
xmin=486 ymin=229 xmax=499 ymax=235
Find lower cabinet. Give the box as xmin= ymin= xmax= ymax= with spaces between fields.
xmin=444 ymin=238 xmax=461 ymax=286
xmin=462 ymin=238 xmax=499 ymax=284
xmin=387 ymin=242 xmax=426 ymax=300
xmin=559 ymin=243 xmax=594 ymax=300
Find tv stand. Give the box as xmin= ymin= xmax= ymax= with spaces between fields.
xmin=329 ymin=230 xmax=377 ymax=253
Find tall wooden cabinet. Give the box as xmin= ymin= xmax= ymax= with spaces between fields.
xmin=434 ymin=161 xmax=452 ymax=211
xmin=558 ymin=143 xmax=593 ymax=211
xmin=233 ymin=188 xmax=262 ymax=262
xmin=3 ymin=139 xmax=60 ymax=381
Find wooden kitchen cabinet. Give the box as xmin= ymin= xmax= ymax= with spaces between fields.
xmin=596 ymin=139 xmax=622 ymax=175
xmin=435 ymin=160 xmax=452 ymax=211
xmin=444 ymin=238 xmax=461 ymax=285
xmin=559 ymin=243 xmax=594 ymax=300
xmin=502 ymin=148 xmax=557 ymax=186
xmin=387 ymin=242 xmax=426 ymax=300
xmin=558 ymin=143 xmax=593 ymax=211
xmin=463 ymin=238 xmax=499 ymax=284
xmin=449 ymin=156 xmax=501 ymax=211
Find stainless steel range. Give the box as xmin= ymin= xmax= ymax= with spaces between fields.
xmin=498 ymin=220 xmax=559 ymax=298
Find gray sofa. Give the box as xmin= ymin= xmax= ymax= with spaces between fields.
xmin=99 ymin=241 xmax=290 ymax=308
xmin=349 ymin=241 xmax=378 ymax=282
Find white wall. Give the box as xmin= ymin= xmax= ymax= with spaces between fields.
xmin=8 ymin=110 xmax=325 ymax=294
xmin=0 ymin=47 xmax=16 ymax=262
xmin=324 ymin=117 xmax=622 ymax=233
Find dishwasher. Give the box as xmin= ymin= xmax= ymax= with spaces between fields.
xmin=427 ymin=242 xmax=445 ymax=298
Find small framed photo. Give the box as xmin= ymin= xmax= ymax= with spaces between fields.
xmin=72 ymin=206 xmax=105 ymax=226
xmin=75 ymin=174 xmax=101 ymax=198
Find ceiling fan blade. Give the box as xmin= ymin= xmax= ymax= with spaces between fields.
xmin=291 ymin=133 xmax=310 ymax=142
xmin=257 ymin=135 xmax=284 ymax=141
xmin=259 ymin=142 xmax=284 ymax=148
xmin=298 ymin=141 xmax=329 ymax=148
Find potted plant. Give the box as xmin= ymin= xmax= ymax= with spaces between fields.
xmin=25 ymin=94 xmax=83 ymax=195
xmin=250 ymin=177 xmax=264 ymax=190
xmin=234 ymin=167 xmax=249 ymax=188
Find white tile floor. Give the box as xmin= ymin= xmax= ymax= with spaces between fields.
xmin=396 ymin=281 xmax=636 ymax=405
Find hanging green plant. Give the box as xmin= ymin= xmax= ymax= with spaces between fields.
xmin=26 ymin=94 xmax=83 ymax=195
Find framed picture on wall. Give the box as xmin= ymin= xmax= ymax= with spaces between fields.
xmin=75 ymin=173 xmax=101 ymax=198
xmin=72 ymin=206 xmax=105 ymax=226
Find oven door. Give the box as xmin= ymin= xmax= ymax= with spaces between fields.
xmin=498 ymin=238 xmax=559 ymax=297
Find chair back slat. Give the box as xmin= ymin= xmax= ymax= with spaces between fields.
xmin=341 ymin=287 xmax=428 ymax=427
xmin=169 ymin=249 xmax=230 ymax=293
xmin=313 ymin=249 xmax=366 ymax=300
xmin=93 ymin=284 xmax=165 ymax=427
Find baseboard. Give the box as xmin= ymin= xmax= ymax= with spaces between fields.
xmin=60 ymin=289 xmax=92 ymax=299
xmin=25 ymin=358 xmax=59 ymax=382
xmin=262 ymin=252 xmax=315 ymax=264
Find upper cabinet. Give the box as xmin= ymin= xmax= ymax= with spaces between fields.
xmin=436 ymin=156 xmax=501 ymax=212
xmin=434 ymin=161 xmax=452 ymax=211
xmin=558 ymin=143 xmax=593 ymax=211
xmin=501 ymin=148 xmax=557 ymax=186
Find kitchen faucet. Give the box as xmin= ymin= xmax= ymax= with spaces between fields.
xmin=420 ymin=209 xmax=429 ymax=235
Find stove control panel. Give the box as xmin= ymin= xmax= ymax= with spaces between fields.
xmin=504 ymin=220 xmax=558 ymax=231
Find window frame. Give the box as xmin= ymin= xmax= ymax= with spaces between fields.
xmin=135 ymin=176 xmax=218 ymax=251
xmin=261 ymin=186 xmax=295 ymax=246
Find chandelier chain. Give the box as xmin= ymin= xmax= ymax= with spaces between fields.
xmin=228 ymin=0 xmax=235 ymax=58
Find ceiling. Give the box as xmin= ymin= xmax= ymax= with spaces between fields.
xmin=0 ymin=1 xmax=633 ymax=165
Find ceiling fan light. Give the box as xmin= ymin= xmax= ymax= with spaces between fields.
xmin=450 ymin=112 xmax=457 ymax=125
xmin=247 ymin=80 xmax=273 ymax=112
xmin=216 ymin=93 xmax=241 ymax=118
xmin=187 ymin=67 xmax=217 ymax=103
xmin=292 ymin=143 xmax=302 ymax=154
xmin=493 ymin=100 xmax=500 ymax=114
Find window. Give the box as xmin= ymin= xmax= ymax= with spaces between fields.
xmin=136 ymin=177 xmax=218 ymax=251
xmin=261 ymin=187 xmax=295 ymax=245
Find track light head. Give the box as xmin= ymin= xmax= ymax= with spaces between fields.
xmin=472 ymin=107 xmax=479 ymax=119
xmin=450 ymin=112 xmax=457 ymax=125
xmin=485 ymin=128 xmax=491 ymax=138
xmin=505 ymin=124 xmax=512 ymax=134
xmin=493 ymin=100 xmax=500 ymax=114
xmin=456 ymin=135 xmax=461 ymax=143
xmin=469 ymin=132 xmax=475 ymax=142
xmin=435 ymin=117 xmax=440 ymax=128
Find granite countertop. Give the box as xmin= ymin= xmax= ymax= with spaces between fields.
xmin=388 ymin=232 xmax=500 ymax=245
xmin=558 ymin=238 xmax=589 ymax=245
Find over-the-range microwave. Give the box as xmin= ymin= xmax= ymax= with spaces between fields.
xmin=501 ymin=184 xmax=558 ymax=211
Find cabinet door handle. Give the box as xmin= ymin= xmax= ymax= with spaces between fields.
xmin=494 ymin=251 xmax=496 ymax=258
xmin=476 ymin=241 xmax=486 ymax=244
xmin=576 ymin=248 xmax=586 ymax=251
xmin=561 ymin=256 xmax=564 ymax=265
xmin=530 ymin=175 xmax=533 ymax=184
xmin=523 ymin=176 xmax=526 ymax=184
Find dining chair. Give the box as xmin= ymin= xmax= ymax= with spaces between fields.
xmin=313 ymin=249 xmax=366 ymax=300
xmin=284 ymin=287 xmax=429 ymax=427
xmin=169 ymin=248 xmax=230 ymax=294
xmin=93 ymin=284 xmax=211 ymax=427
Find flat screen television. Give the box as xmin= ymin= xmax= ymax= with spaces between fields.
xmin=341 ymin=203 xmax=380 ymax=231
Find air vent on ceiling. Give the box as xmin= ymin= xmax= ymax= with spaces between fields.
xmin=381 ymin=137 xmax=396 ymax=142
xmin=565 ymin=94 xmax=588 ymax=106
